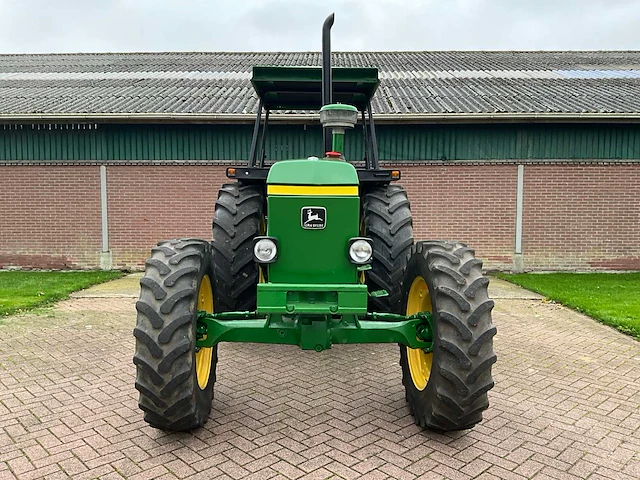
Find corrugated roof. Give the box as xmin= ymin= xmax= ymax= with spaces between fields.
xmin=1 ymin=51 xmax=640 ymax=118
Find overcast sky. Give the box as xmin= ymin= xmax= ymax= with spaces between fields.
xmin=0 ymin=0 xmax=639 ymax=54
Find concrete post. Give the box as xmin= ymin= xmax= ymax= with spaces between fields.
xmin=99 ymin=165 xmax=112 ymax=270
xmin=513 ymin=164 xmax=524 ymax=272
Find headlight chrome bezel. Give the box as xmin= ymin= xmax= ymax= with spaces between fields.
xmin=253 ymin=236 xmax=278 ymax=264
xmin=348 ymin=237 xmax=374 ymax=265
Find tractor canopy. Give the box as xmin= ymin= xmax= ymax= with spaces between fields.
xmin=243 ymin=65 xmax=389 ymax=174
xmin=251 ymin=66 xmax=379 ymax=111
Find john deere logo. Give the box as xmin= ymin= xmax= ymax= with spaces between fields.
xmin=301 ymin=207 xmax=326 ymax=230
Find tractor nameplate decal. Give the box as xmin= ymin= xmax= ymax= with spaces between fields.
xmin=301 ymin=207 xmax=326 ymax=230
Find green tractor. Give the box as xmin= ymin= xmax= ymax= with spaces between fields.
xmin=133 ymin=14 xmax=496 ymax=433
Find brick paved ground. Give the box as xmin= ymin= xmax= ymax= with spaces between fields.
xmin=0 ymin=278 xmax=639 ymax=479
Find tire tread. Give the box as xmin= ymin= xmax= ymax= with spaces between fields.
xmin=133 ymin=238 xmax=216 ymax=431
xmin=362 ymin=185 xmax=414 ymax=313
xmin=400 ymin=240 xmax=497 ymax=431
xmin=211 ymin=182 xmax=264 ymax=312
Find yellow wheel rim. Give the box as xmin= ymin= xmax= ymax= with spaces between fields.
xmin=406 ymin=275 xmax=433 ymax=391
xmin=195 ymin=274 xmax=213 ymax=390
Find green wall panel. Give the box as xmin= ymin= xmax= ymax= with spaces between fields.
xmin=1 ymin=123 xmax=640 ymax=162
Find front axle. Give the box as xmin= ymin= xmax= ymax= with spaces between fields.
xmin=196 ymin=310 xmax=433 ymax=352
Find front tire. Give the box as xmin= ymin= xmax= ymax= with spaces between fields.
xmin=400 ymin=241 xmax=497 ymax=431
xmin=133 ymin=239 xmax=217 ymax=431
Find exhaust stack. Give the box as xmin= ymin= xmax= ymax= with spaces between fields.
xmin=322 ymin=13 xmax=335 ymax=155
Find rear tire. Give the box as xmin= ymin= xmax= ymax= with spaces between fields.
xmin=400 ymin=241 xmax=497 ymax=431
xmin=362 ymin=185 xmax=413 ymax=313
xmin=133 ymin=238 xmax=217 ymax=431
xmin=211 ymin=182 xmax=264 ymax=312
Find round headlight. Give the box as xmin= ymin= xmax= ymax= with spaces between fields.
xmin=254 ymin=238 xmax=277 ymax=263
xmin=349 ymin=239 xmax=373 ymax=264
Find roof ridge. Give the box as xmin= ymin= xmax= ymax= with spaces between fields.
xmin=1 ymin=50 xmax=640 ymax=57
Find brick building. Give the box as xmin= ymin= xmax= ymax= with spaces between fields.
xmin=0 ymin=51 xmax=639 ymax=271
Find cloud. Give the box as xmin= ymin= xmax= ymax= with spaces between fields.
xmin=0 ymin=0 xmax=639 ymax=53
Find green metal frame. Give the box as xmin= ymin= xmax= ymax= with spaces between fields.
xmin=257 ymin=283 xmax=367 ymax=315
xmin=196 ymin=309 xmax=433 ymax=353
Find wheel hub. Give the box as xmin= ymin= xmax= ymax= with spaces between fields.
xmin=195 ymin=274 xmax=214 ymax=389
xmin=405 ymin=275 xmax=433 ymax=391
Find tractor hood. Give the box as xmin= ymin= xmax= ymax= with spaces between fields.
xmin=265 ymin=158 xmax=360 ymax=285
xmin=266 ymin=158 xmax=359 ymax=186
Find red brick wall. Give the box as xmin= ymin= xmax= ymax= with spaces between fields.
xmin=106 ymin=166 xmax=227 ymax=269
xmin=106 ymin=164 xmax=517 ymax=270
xmin=0 ymin=166 xmax=102 ymax=268
xmin=523 ymin=164 xmax=640 ymax=270
xmin=1 ymin=163 xmax=638 ymax=271
xmin=399 ymin=165 xmax=517 ymax=270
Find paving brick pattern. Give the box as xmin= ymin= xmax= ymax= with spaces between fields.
xmin=1 ymin=287 xmax=639 ymax=479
